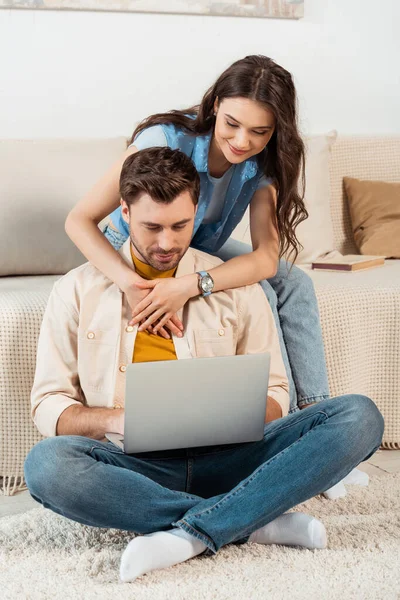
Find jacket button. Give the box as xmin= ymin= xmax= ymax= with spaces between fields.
xmin=218 ymin=329 xmax=225 ymax=336
xmin=125 ymin=325 xmax=134 ymax=333
xmin=87 ymin=332 xmax=95 ymax=339
xmin=119 ymin=365 xmax=127 ymax=373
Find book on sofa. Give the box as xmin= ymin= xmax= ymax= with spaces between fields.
xmin=312 ymin=254 xmax=386 ymax=272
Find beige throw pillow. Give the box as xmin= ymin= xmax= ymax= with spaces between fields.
xmin=232 ymin=131 xmax=338 ymax=264
xmin=0 ymin=137 xmax=127 ymax=276
xmin=344 ymin=177 xmax=400 ymax=258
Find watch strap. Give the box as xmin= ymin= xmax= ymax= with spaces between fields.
xmin=196 ymin=271 xmax=212 ymax=297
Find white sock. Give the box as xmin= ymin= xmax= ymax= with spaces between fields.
xmin=120 ymin=528 xmax=207 ymax=583
xmin=321 ymin=480 xmax=347 ymax=500
xmin=322 ymin=467 xmax=369 ymax=500
xmin=248 ymin=512 xmax=327 ymax=549
xmin=342 ymin=467 xmax=369 ymax=486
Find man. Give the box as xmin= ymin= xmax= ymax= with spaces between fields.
xmin=25 ymin=147 xmax=384 ymax=584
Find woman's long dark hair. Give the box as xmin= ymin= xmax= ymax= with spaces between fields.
xmin=128 ymin=55 xmax=307 ymax=263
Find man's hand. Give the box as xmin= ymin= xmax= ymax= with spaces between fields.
xmin=57 ymin=405 xmax=125 ymax=439
xmin=265 ymin=396 xmax=283 ymax=423
xmin=112 ymin=408 xmax=125 ymax=436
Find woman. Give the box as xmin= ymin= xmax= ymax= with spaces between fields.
xmin=65 ymin=54 xmax=330 ymax=414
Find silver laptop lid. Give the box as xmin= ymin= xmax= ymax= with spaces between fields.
xmin=123 ymin=353 xmax=270 ymax=454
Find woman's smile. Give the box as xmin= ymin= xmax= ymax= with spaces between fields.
xmin=226 ymin=141 xmax=250 ymax=156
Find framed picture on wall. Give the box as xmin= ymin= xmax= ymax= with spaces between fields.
xmin=0 ymin=1 xmax=304 ymax=19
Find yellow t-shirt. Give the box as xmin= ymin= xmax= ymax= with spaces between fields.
xmin=130 ymin=247 xmax=178 ymax=363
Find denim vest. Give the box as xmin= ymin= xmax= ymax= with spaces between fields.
xmin=110 ymin=124 xmax=263 ymax=253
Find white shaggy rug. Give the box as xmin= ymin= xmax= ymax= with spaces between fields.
xmin=1 ymin=473 xmax=399 ymax=600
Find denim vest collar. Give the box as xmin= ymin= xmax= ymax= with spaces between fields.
xmin=190 ymin=130 xmax=258 ymax=181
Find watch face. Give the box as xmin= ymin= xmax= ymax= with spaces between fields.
xmin=202 ymin=275 xmax=214 ymax=293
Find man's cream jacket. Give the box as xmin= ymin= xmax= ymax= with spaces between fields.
xmin=31 ymin=240 xmax=289 ymax=438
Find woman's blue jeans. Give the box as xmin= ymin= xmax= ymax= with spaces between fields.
xmin=24 ymin=395 xmax=384 ymax=556
xmin=103 ymin=226 xmax=330 ymax=413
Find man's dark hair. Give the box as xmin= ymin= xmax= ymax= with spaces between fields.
xmin=119 ymin=146 xmax=200 ymax=207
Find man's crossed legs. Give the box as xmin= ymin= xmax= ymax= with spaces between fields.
xmin=24 ymin=394 xmax=384 ymax=583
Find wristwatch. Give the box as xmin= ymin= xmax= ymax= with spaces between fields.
xmin=196 ymin=271 xmax=214 ymax=297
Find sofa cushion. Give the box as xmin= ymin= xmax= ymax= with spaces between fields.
xmin=231 ymin=131 xmax=338 ymax=264
xmin=0 ymin=138 xmax=127 ymax=276
xmin=344 ymin=177 xmax=400 ymax=258
xmin=329 ymin=137 xmax=400 ymax=254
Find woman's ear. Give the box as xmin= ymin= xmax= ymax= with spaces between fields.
xmin=213 ymin=97 xmax=219 ymax=115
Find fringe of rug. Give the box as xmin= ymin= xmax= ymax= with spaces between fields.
xmin=0 ymin=474 xmax=28 ymax=496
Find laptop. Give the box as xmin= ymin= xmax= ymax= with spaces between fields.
xmin=105 ymin=353 xmax=270 ymax=454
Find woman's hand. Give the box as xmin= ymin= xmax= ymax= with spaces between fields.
xmin=128 ymin=276 xmax=195 ymax=336
xmin=123 ymin=275 xmax=179 ymax=339
xmin=123 ymin=276 xmax=186 ymax=339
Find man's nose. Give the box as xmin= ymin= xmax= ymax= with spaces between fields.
xmin=158 ymin=230 xmax=175 ymax=251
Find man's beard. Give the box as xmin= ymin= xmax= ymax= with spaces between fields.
xmin=129 ymin=233 xmax=185 ymax=272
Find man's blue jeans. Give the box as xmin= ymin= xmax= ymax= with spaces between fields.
xmin=24 ymin=395 xmax=384 ymax=557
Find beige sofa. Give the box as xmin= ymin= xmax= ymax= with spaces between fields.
xmin=303 ymin=138 xmax=400 ymax=450
xmin=0 ymin=135 xmax=399 ymax=497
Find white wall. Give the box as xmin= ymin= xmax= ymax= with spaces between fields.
xmin=1 ymin=0 xmax=399 ymax=138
